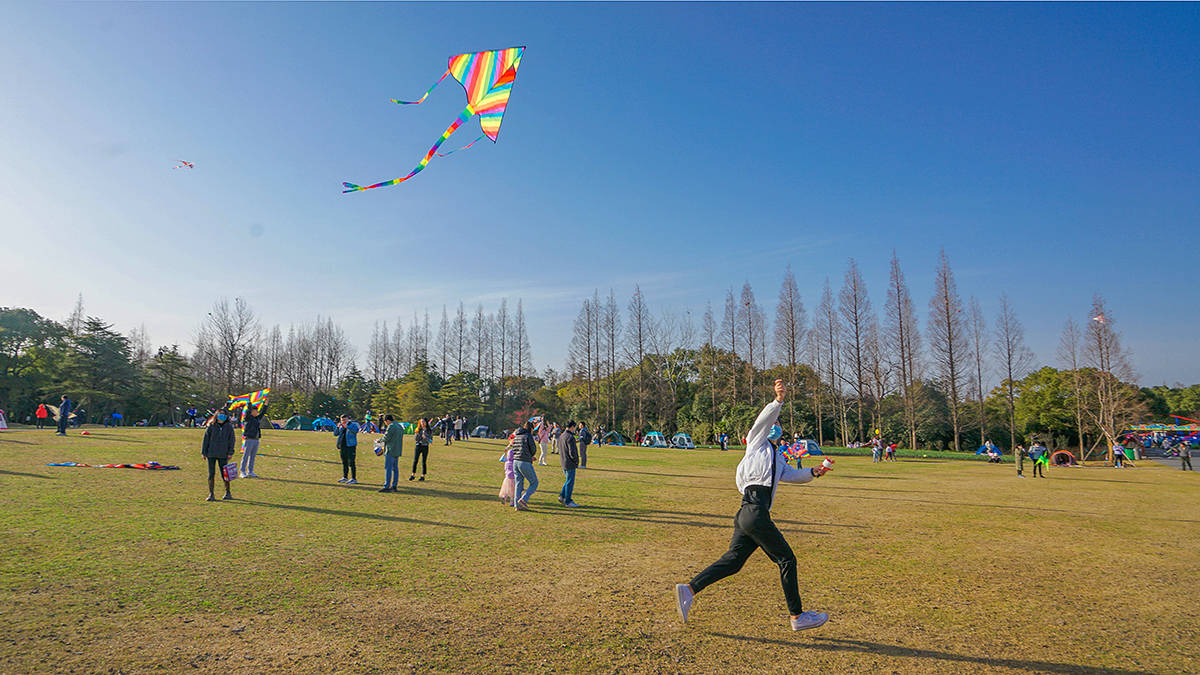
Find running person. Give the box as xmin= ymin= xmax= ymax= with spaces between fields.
xmin=675 ymin=379 xmax=833 ymax=632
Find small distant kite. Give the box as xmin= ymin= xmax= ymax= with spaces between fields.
xmin=173 ymin=160 xmax=194 ymax=170
xmin=1092 ymin=314 xmax=1107 ymax=324
xmin=343 ymin=46 xmax=525 ymax=193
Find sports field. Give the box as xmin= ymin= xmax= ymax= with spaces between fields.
xmin=1 ymin=428 xmax=1196 ymax=673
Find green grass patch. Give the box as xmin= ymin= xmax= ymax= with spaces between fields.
xmin=0 ymin=427 xmax=1196 ymax=672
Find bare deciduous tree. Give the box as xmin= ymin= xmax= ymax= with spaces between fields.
xmin=884 ymin=251 xmax=922 ymax=450
xmin=839 ymin=260 xmax=875 ymax=441
xmin=927 ymin=251 xmax=967 ymax=452
xmin=994 ymin=294 xmax=1034 ymax=451
xmin=774 ymin=267 xmax=806 ymax=430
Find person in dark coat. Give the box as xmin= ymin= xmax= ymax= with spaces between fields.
xmin=511 ymin=421 xmax=539 ymax=510
xmin=202 ymin=409 xmax=237 ymax=501
xmin=558 ymin=421 xmax=581 ymax=507
xmin=56 ymin=395 xmax=72 ymax=436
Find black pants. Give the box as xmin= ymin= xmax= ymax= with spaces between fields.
xmin=1182 ymin=453 xmax=1192 ymax=471
xmin=1033 ymin=462 xmax=1045 ymax=478
xmin=412 ymin=444 xmax=429 ymax=475
xmin=340 ymin=447 xmax=357 ymax=480
xmin=57 ymin=416 xmax=68 ymax=434
xmin=689 ymin=486 xmax=802 ymax=615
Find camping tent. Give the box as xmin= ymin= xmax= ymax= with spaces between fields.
xmin=1050 ymin=450 xmax=1078 ymax=466
xmin=642 ymin=431 xmax=669 ymax=448
xmin=284 ymin=415 xmax=314 ymax=431
xmin=601 ymin=430 xmax=627 ymax=446
xmin=312 ymin=417 xmax=337 ymax=431
xmin=794 ymin=439 xmax=822 ymax=455
xmin=671 ymin=432 xmax=695 ymax=449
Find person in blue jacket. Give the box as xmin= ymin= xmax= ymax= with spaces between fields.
xmin=56 ymin=395 xmax=72 ymax=436
xmin=336 ymin=415 xmax=360 ymax=484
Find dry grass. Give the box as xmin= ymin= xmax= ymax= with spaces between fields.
xmin=0 ymin=427 xmax=1197 ymax=673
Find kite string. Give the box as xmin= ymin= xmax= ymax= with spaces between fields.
xmin=436 ymin=134 xmax=487 ymax=157
xmin=391 ymin=70 xmax=450 ymax=105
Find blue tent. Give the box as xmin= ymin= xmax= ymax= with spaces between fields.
xmin=312 ymin=417 xmax=337 ymax=431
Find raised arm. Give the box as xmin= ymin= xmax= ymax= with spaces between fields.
xmin=745 ymin=379 xmax=787 ymax=451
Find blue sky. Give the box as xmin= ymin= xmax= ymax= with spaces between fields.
xmin=1 ymin=3 xmax=1197 ymax=385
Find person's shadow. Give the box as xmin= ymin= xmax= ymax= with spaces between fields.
xmin=709 ymin=634 xmax=1153 ymax=674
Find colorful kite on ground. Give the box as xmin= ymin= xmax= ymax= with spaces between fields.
xmin=227 ymin=387 xmax=270 ymax=411
xmin=342 ymin=46 xmax=525 ymax=193
xmin=47 ymin=461 xmax=180 ymax=470
xmin=173 ymin=160 xmax=194 ymax=169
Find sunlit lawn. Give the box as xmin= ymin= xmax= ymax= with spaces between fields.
xmin=0 ymin=427 xmax=1196 ymax=673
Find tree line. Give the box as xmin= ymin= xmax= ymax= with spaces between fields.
xmin=1 ymin=251 xmax=1196 ymax=460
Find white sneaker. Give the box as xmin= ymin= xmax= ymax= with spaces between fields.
xmin=790 ymin=611 xmax=829 ymax=631
xmin=337 ymin=477 xmax=347 ymax=483
xmin=675 ymin=584 xmax=694 ymax=623
xmin=248 ymin=472 xmax=260 ymax=478
xmin=347 ymin=479 xmax=358 ymax=484
xmin=566 ymin=501 xmax=581 ymax=508
xmin=238 ymin=472 xmax=247 ymax=479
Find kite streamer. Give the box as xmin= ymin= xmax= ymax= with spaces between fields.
xmin=343 ymin=46 xmax=524 ymax=193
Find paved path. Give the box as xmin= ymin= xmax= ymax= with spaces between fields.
xmin=1149 ymin=451 xmax=1197 ymax=471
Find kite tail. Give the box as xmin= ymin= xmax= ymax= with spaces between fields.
xmin=343 ymin=105 xmax=475 ymax=193
xmin=436 ymin=134 xmax=487 ymax=157
xmin=390 ymin=70 xmax=450 ymax=105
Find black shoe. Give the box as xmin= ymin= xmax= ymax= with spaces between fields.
xmin=418 ymin=476 xmax=425 ymax=482
xmin=378 ymin=487 xmax=390 ymax=493
xmin=408 ymin=475 xmax=415 ymax=481
xmin=222 ymin=493 xmax=233 ymax=500
xmin=205 ymin=495 xmax=215 ymax=502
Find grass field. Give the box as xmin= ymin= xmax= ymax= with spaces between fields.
xmin=1 ymin=427 xmax=1197 ymax=674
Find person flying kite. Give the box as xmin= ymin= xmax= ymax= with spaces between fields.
xmin=173 ymin=160 xmax=194 ymax=169
xmin=342 ymin=46 xmax=525 ymax=193
xmin=675 ymin=379 xmax=834 ymax=632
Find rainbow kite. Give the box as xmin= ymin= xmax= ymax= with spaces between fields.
xmin=780 ymin=443 xmax=809 ymax=463
xmin=342 ymin=46 xmax=525 ymax=193
xmin=227 ymin=387 xmax=270 ymax=411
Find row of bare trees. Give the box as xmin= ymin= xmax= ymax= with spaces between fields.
xmin=558 ymin=250 xmax=1145 ymax=453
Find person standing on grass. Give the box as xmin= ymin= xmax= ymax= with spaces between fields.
xmin=511 ymin=420 xmax=539 ymax=511
xmin=537 ymin=420 xmax=551 ymax=466
xmin=56 ymin=395 xmax=72 ymax=436
xmin=1030 ymin=442 xmax=1046 ymax=478
xmin=379 ymin=415 xmax=404 ymax=492
xmin=202 ymin=409 xmax=236 ymax=502
xmin=35 ymin=403 xmax=49 ymax=429
xmin=239 ymin=404 xmax=266 ymax=479
xmin=1015 ymin=444 xmax=1026 ymax=477
xmin=578 ymin=423 xmax=592 ymax=469
xmin=675 ymin=379 xmax=833 ymax=632
xmin=411 ymin=418 xmax=432 ymax=482
xmin=336 ymin=415 xmax=360 ymax=484
xmin=454 ymin=414 xmax=465 ymax=441
xmin=557 ymin=420 xmax=581 ymax=507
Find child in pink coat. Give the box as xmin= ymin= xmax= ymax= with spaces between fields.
xmin=499 ymin=444 xmax=516 ymax=503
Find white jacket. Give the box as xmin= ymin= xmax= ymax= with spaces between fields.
xmin=735 ymin=400 xmax=815 ymax=508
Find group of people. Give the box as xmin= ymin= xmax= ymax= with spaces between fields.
xmin=433 ymin=414 xmax=470 ymax=445
xmin=499 ymin=419 xmax=589 ymax=510
xmin=870 ymin=437 xmax=898 ymax=462
xmin=1014 ymin=442 xmax=1050 ymax=477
